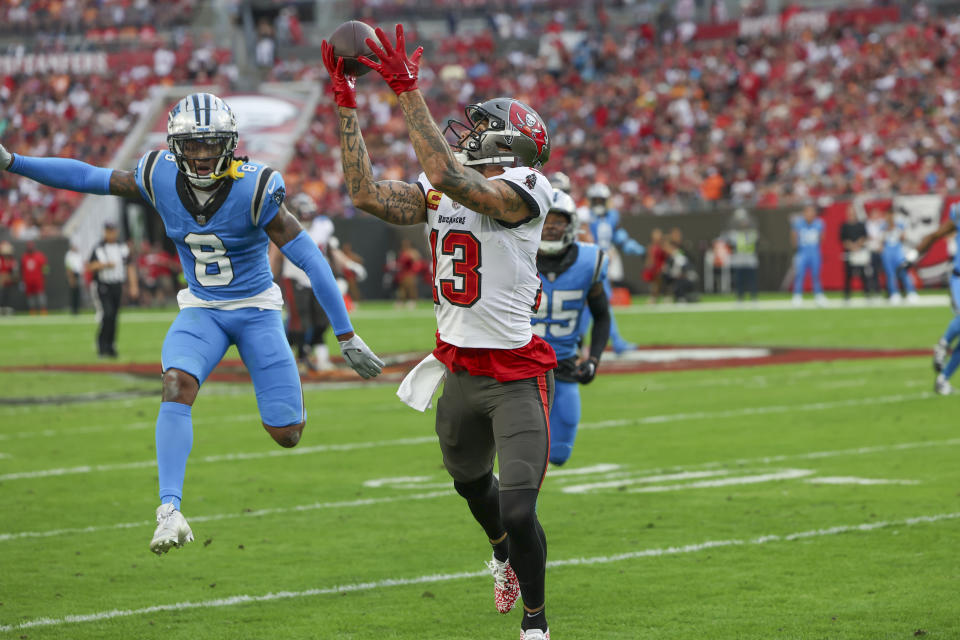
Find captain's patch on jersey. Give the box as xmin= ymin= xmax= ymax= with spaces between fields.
xmin=426 ymin=189 xmax=443 ymax=210
xmin=525 ymin=174 xmax=537 ymax=190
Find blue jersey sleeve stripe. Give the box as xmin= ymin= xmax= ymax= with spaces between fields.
xmin=251 ymin=168 xmax=276 ymax=227
xmin=140 ymin=150 xmax=161 ymax=207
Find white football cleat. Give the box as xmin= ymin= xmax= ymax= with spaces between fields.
xmin=150 ymin=503 xmax=194 ymax=555
xmin=791 ymin=294 xmax=803 ymax=307
xmin=935 ymin=375 xmax=954 ymax=396
xmin=889 ymin=292 xmax=903 ymax=305
xmin=933 ymin=341 xmax=949 ymax=373
xmin=906 ymin=291 xmax=919 ymax=304
xmin=487 ymin=553 xmax=520 ymax=614
xmin=520 ymin=628 xmax=550 ymax=640
xmin=814 ymin=293 xmax=827 ymax=307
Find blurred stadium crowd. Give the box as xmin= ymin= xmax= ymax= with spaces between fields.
xmin=0 ymin=0 xmax=955 ymax=304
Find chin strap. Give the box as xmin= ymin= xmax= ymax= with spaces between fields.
xmin=211 ymin=159 xmax=246 ymax=181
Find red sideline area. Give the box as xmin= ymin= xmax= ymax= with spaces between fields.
xmin=2 ymin=346 xmax=930 ymax=383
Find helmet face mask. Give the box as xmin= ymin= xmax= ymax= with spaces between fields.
xmin=539 ymin=189 xmax=578 ymax=255
xmin=167 ymin=93 xmax=239 ymax=187
xmin=444 ymin=97 xmax=550 ymax=170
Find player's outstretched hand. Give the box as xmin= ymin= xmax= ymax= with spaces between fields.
xmin=573 ymin=357 xmax=598 ymax=385
xmin=0 ymin=143 xmax=12 ymax=170
xmin=358 ymin=24 xmax=422 ymax=95
xmin=321 ymin=40 xmax=358 ymax=109
xmin=338 ymin=334 xmax=385 ymax=379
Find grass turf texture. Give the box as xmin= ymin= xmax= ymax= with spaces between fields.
xmin=0 ymin=298 xmax=958 ymax=639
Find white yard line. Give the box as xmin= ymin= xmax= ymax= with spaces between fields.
xmin=0 ymin=491 xmax=453 ymax=543
xmin=578 ymin=392 xmax=933 ymax=431
xmin=0 ymin=392 xmax=944 ymax=481
xmin=0 ymin=435 xmax=438 ymax=481
xmin=2 ymin=511 xmax=956 ymax=633
xmin=627 ymin=469 xmax=815 ymax=493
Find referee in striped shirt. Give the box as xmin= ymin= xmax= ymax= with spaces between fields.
xmin=88 ymin=221 xmax=139 ymax=358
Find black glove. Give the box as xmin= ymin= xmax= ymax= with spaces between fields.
xmin=573 ymin=358 xmax=598 ymax=385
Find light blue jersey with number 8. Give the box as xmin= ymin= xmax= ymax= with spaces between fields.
xmin=134 ymin=150 xmax=285 ymax=301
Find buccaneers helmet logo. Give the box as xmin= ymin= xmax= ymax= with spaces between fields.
xmin=508 ymin=103 xmax=548 ymax=160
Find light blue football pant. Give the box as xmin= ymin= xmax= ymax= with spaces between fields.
xmin=549 ymin=380 xmax=580 ymax=466
xmin=881 ymin=246 xmax=916 ymax=296
xmin=156 ymin=306 xmax=304 ymax=508
xmin=793 ymin=251 xmax=823 ymax=295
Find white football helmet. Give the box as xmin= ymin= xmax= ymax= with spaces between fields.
xmin=586 ymin=182 xmax=611 ymax=217
xmin=549 ymin=171 xmax=571 ymax=194
xmin=540 ymin=189 xmax=578 ymax=255
xmin=167 ymin=93 xmax=239 ymax=187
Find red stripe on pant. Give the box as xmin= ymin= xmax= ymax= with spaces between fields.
xmin=536 ymin=373 xmax=551 ymax=489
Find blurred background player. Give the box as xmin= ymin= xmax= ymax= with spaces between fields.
xmin=0 ymin=93 xmax=382 ymax=555
xmin=642 ymin=228 xmax=667 ymax=304
xmin=0 ymin=241 xmax=18 ymax=315
xmin=909 ymin=203 xmax=960 ymax=394
xmin=64 ymin=241 xmax=85 ymax=314
xmin=272 ymin=193 xmax=336 ymax=372
xmin=840 ymin=206 xmax=874 ymax=302
xmin=19 ymin=240 xmax=48 ymax=315
xmin=532 ymin=189 xmax=610 ymax=466
xmin=791 ymin=204 xmax=826 ymax=306
xmin=324 ymin=24 xmax=556 ymax=640
xmin=578 ymin=181 xmax=644 ymax=354
xmin=723 ymin=209 xmax=759 ymax=302
xmin=879 ymin=206 xmax=918 ymax=305
xmin=87 ymin=221 xmax=138 ymax=358
xmin=391 ymin=237 xmax=427 ymax=309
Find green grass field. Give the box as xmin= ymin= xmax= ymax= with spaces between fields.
xmin=1 ymin=298 xmax=958 ymax=639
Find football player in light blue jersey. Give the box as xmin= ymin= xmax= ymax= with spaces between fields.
xmin=532 ymin=189 xmax=611 ymax=465
xmin=0 ymin=92 xmax=383 ymax=554
xmin=908 ymin=202 xmax=960 ymax=394
xmin=878 ymin=207 xmax=918 ymax=304
xmin=791 ymin=204 xmax=827 ymax=306
xmin=579 ymin=182 xmax=643 ymax=354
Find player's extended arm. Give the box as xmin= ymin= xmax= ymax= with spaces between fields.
xmin=319 ymin=41 xmax=426 ymax=226
xmin=336 ymin=107 xmax=427 ymax=225
xmin=914 ymin=218 xmax=956 ymax=259
xmin=360 ymin=24 xmax=534 ymax=224
xmin=0 ymin=142 xmax=145 ymax=203
xmin=613 ymin=227 xmax=645 ymax=256
xmin=265 ymin=205 xmax=384 ymax=379
xmin=575 ymin=281 xmax=611 ymax=385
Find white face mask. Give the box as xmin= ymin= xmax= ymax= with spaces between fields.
xmin=538 ymin=239 xmax=566 ymax=255
xmin=591 ymin=203 xmax=606 ymax=216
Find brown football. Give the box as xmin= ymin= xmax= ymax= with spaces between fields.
xmin=328 ymin=20 xmax=379 ymax=77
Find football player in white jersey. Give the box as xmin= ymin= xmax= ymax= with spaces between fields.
xmin=323 ymin=24 xmax=555 ymax=640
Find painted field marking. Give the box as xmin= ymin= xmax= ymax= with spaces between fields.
xmin=805 ymin=477 xmax=920 ymax=486
xmin=4 ymin=436 xmax=955 ymax=544
xmin=0 ymin=392 xmax=947 ymax=482
xmin=0 ymin=491 xmax=453 ymax=543
xmin=579 ymin=391 xmax=933 ymax=431
xmin=2 ymin=511 xmax=956 ymax=633
xmin=627 ymin=469 xmax=815 ymax=493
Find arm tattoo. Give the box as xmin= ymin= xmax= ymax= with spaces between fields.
xmin=109 ymin=170 xmax=147 ymax=204
xmin=337 ymin=107 xmax=426 ymax=225
xmin=396 ymin=92 xmax=531 ymax=223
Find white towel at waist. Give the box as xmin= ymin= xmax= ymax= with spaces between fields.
xmin=397 ymin=353 xmax=447 ymax=411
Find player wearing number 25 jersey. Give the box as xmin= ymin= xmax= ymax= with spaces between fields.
xmin=532 ymin=190 xmax=611 ymax=467
xmin=0 ymin=92 xmax=383 ymax=556
xmin=324 ymin=23 xmax=555 ymax=639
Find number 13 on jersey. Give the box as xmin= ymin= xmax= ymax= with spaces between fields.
xmin=429 ymin=229 xmax=482 ymax=307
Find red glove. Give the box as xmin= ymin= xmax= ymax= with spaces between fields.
xmin=359 ymin=24 xmax=423 ymax=95
xmin=321 ymin=40 xmax=357 ymax=109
